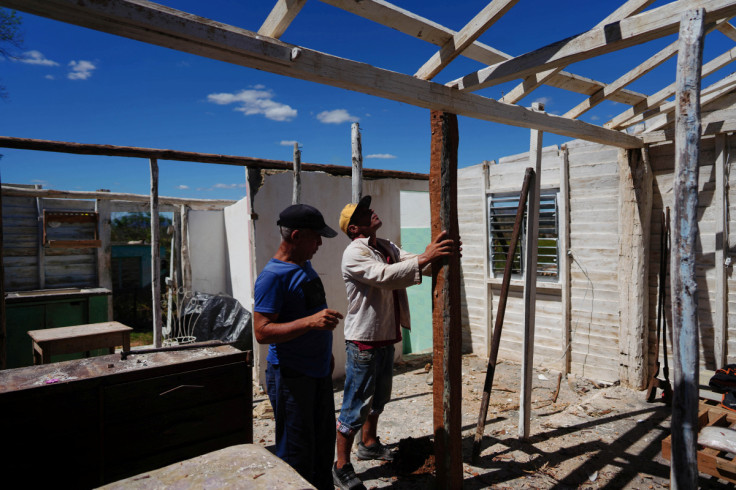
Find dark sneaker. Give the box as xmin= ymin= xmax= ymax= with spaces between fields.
xmin=332 ymin=462 xmax=366 ymax=490
xmin=356 ymin=438 xmax=394 ymax=461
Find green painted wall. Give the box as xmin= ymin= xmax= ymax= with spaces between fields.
xmin=400 ymin=227 xmax=432 ymax=354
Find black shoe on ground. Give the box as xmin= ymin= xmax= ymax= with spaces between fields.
xmin=332 ymin=462 xmax=366 ymax=490
xmin=356 ymin=438 xmax=394 ymax=461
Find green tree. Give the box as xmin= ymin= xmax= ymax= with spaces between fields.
xmin=0 ymin=8 xmax=23 ymax=100
xmin=111 ymin=212 xmax=173 ymax=249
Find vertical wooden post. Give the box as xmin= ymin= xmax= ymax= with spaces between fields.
xmin=180 ymin=204 xmax=192 ymax=295
xmin=559 ymin=145 xmax=571 ymax=375
xmin=670 ymin=9 xmax=704 ymax=490
xmin=165 ymin=210 xmax=181 ymax=339
xmin=617 ymin=147 xmax=652 ymax=389
xmin=34 ymin=186 xmax=45 ymax=289
xmin=96 ymin=195 xmax=113 ymax=321
xmin=352 ymin=122 xmax=363 ymax=203
xmin=715 ymin=133 xmax=728 ymax=369
xmin=0 ymin=168 xmax=5 ymax=369
xmin=150 ymin=158 xmax=162 ymax=348
xmin=520 ymin=102 xmax=543 ymax=440
xmin=430 ymin=110 xmax=462 ymax=488
xmin=292 ymin=142 xmax=301 ymax=205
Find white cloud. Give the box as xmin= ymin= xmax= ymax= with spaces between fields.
xmin=68 ymin=60 xmax=96 ymax=80
xmin=207 ymin=88 xmax=297 ymax=122
xmin=366 ymin=153 xmax=397 ymax=159
xmin=590 ymin=115 xmax=600 ymax=121
xmin=177 ymin=185 xmax=189 ymax=190
xmin=316 ymin=109 xmax=358 ymax=124
xmin=213 ymin=183 xmax=247 ymax=189
xmin=18 ymin=50 xmax=59 ymax=67
xmin=280 ymin=140 xmax=298 ymax=147
xmin=45 ymin=75 xmax=55 ymax=80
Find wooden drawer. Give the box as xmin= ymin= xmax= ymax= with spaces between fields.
xmin=102 ymin=361 xmax=249 ymax=423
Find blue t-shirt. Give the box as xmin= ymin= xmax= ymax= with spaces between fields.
xmin=254 ymin=258 xmax=332 ymax=378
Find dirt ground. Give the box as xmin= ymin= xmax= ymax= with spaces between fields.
xmin=252 ymin=353 xmax=732 ymax=489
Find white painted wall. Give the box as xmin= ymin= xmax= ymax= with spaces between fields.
xmin=188 ymin=209 xmax=230 ymax=296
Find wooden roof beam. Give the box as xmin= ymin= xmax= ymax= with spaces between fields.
xmin=563 ymin=19 xmax=729 ymax=120
xmin=414 ymin=0 xmax=520 ymax=81
xmin=449 ymin=0 xmax=736 ymax=92
xmin=642 ymin=72 xmax=736 ymax=132
xmin=608 ymin=45 xmax=736 ymax=129
xmin=0 ymin=136 xmax=430 ymax=179
xmin=500 ymin=0 xmax=655 ymax=104
xmin=318 ymin=0 xmax=647 ymax=106
xmin=258 ymin=0 xmax=308 ymax=39
xmin=2 ymin=0 xmax=643 ymax=149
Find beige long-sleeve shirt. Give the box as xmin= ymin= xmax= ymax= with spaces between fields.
xmin=341 ymin=237 xmax=422 ymax=342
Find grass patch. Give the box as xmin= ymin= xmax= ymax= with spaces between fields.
xmin=131 ymin=331 xmax=153 ymax=347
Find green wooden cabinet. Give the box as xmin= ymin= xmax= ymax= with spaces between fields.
xmin=5 ymin=288 xmax=111 ymax=368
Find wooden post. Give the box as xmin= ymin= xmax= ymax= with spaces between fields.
xmin=352 ymin=122 xmax=362 ymax=203
xmin=34 ymin=186 xmax=45 ymax=289
xmin=617 ymin=147 xmax=652 ymax=389
xmin=180 ymin=204 xmax=192 ymax=295
xmin=670 ymin=9 xmax=704 ymax=490
xmin=165 ymin=210 xmax=180 ymax=339
xmin=715 ymin=133 xmax=728 ymax=369
xmin=292 ymin=142 xmax=301 ymax=205
xmin=472 ymin=167 xmax=534 ymax=463
xmin=559 ymin=145 xmax=571 ymax=375
xmin=150 ymin=158 xmax=162 ymax=348
xmin=430 ymin=110 xmax=462 ymax=488
xmin=520 ymin=102 xmax=543 ymax=440
xmin=0 ymin=168 xmax=5 ymax=369
xmin=95 ymin=195 xmax=113 ymax=321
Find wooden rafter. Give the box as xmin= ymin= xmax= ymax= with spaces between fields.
xmin=500 ymin=0 xmax=655 ymax=104
xmin=607 ymin=45 xmax=736 ymax=129
xmin=414 ymin=0 xmax=520 ymax=80
xmin=258 ymin=0 xmax=308 ymax=39
xmin=1 ymin=0 xmax=643 ymax=149
xmin=449 ymin=0 xmax=736 ymax=92
xmin=642 ymin=73 xmax=736 ymax=132
xmin=317 ymin=0 xmax=648 ymax=106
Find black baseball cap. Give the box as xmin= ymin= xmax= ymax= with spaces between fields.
xmin=277 ymin=204 xmax=338 ymax=238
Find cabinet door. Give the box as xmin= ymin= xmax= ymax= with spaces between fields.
xmin=5 ymin=305 xmax=45 ymax=368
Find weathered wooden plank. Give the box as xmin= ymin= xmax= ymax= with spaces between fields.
xmin=258 ymin=0 xmax=308 ymax=39
xmin=414 ymin=0 xmax=520 ymax=80
xmin=430 ymin=111 xmax=462 ymax=488
xmin=670 ymin=10 xmax=705 ymax=489
xmin=351 ymin=123 xmax=362 ymax=203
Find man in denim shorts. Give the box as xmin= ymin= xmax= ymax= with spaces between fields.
xmin=332 ymin=195 xmax=456 ymax=490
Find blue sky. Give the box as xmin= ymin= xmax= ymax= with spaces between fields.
xmin=1 ymin=1 xmax=735 ymax=201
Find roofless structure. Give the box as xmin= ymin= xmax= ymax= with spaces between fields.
xmin=3 ymin=0 xmax=736 ymax=487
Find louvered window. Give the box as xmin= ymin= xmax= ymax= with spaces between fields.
xmin=487 ymin=189 xmax=559 ymax=279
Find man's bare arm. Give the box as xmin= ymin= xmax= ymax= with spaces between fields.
xmin=254 ymin=309 xmax=343 ymax=344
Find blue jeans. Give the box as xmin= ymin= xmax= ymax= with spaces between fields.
xmin=266 ymin=362 xmax=336 ymax=490
xmin=337 ymin=342 xmax=394 ymax=436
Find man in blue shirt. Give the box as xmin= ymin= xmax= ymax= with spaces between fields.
xmin=254 ymin=203 xmax=343 ymax=490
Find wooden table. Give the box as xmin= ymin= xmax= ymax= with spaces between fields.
xmin=27 ymin=321 xmax=133 ymax=364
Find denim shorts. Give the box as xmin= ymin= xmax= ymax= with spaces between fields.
xmin=336 ymin=341 xmax=394 ymax=436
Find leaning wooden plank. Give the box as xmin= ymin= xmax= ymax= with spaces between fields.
xmin=258 ymin=0 xmax=308 ymax=39
xmin=414 ymin=0 xmax=520 ymax=80
xmin=607 ymin=45 xmax=736 ymax=129
xmin=0 ymin=0 xmax=643 ymax=149
xmin=319 ymin=0 xmax=647 ymax=106
xmin=449 ymin=0 xmax=736 ymax=92
xmin=150 ymin=158 xmax=162 ymax=348
xmin=670 ymin=9 xmax=705 ymax=490
xmin=0 ymin=136 xmax=428 ymax=180
xmin=716 ymin=20 xmax=736 ymax=40
xmin=500 ymin=0 xmax=655 ymax=104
